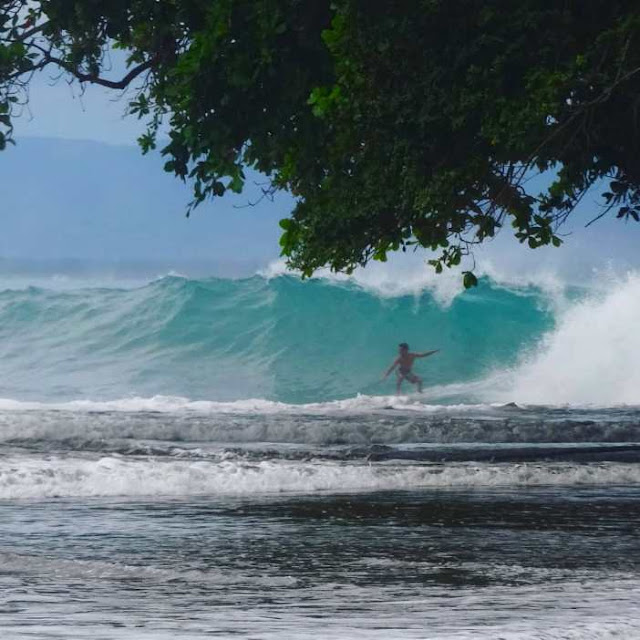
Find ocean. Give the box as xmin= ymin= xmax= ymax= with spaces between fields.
xmin=0 ymin=268 xmax=639 ymax=639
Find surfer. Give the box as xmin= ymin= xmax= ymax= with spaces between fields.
xmin=382 ymin=343 xmax=439 ymax=394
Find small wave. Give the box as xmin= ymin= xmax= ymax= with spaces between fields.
xmin=0 ymin=551 xmax=296 ymax=587
xmin=0 ymin=393 xmax=503 ymax=414
xmin=0 ymin=393 xmax=638 ymax=415
xmin=0 ymin=396 xmax=639 ymax=448
xmin=0 ymin=455 xmax=638 ymax=500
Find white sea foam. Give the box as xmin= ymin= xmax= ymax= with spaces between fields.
xmin=0 ymin=456 xmax=637 ymax=500
xmin=499 ymin=272 xmax=640 ymax=405
xmin=0 ymin=393 xmax=501 ymax=415
xmin=0 ymin=551 xmax=296 ymax=587
xmin=259 ymin=254 xmax=573 ymax=307
xmin=259 ymin=256 xmax=466 ymax=305
xmin=0 ymin=389 xmax=636 ymax=420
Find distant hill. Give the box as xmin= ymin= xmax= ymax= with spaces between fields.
xmin=0 ymin=137 xmax=292 ymax=276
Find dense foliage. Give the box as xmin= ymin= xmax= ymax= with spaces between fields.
xmin=1 ymin=1 xmax=639 ymax=283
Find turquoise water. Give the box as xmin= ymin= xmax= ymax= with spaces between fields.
xmin=0 ymin=275 xmax=555 ymax=403
xmin=0 ymin=271 xmax=639 ymax=638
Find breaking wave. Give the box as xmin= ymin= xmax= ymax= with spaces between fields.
xmin=0 ymin=268 xmax=636 ymax=406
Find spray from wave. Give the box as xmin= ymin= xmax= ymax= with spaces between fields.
xmin=496 ymin=272 xmax=640 ymax=405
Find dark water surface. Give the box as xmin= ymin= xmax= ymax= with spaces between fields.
xmin=0 ymin=404 xmax=638 ymax=638
xmin=1 ymin=486 xmax=639 ymax=639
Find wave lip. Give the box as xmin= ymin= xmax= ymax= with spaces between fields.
xmin=258 ymin=257 xmax=570 ymax=305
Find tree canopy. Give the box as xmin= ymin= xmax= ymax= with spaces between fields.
xmin=1 ymin=1 xmax=639 ymax=284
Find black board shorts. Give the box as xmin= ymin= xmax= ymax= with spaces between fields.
xmin=398 ymin=368 xmax=419 ymax=383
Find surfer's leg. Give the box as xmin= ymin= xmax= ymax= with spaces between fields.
xmin=405 ymin=372 xmax=422 ymax=393
xmin=396 ymin=374 xmax=403 ymax=395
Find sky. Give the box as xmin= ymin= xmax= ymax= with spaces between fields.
xmin=3 ymin=68 xmax=639 ymax=281
xmin=0 ymin=137 xmax=290 ymax=276
xmin=3 ymin=71 xmax=293 ymax=277
xmin=18 ymin=55 xmax=150 ymax=146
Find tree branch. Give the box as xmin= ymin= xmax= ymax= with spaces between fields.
xmin=18 ymin=21 xmax=51 ymax=42
xmin=41 ymin=52 xmax=157 ymax=89
xmin=21 ymin=40 xmax=156 ymax=90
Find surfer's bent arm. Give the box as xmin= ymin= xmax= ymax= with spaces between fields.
xmin=416 ymin=350 xmax=439 ymax=358
xmin=382 ymin=358 xmax=400 ymax=378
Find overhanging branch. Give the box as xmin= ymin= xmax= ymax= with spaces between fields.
xmin=42 ymin=53 xmax=157 ymax=89
xmin=24 ymin=41 xmax=157 ymax=90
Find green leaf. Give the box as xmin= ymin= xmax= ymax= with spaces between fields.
xmin=463 ymin=272 xmax=478 ymax=289
xmin=229 ymin=174 xmax=244 ymax=193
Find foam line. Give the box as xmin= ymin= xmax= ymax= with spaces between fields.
xmin=1 ymin=456 xmax=638 ymax=500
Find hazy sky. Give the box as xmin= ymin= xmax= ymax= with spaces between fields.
xmin=0 ymin=137 xmax=292 ymax=274
xmin=5 ymin=69 xmax=639 ymax=279
xmin=6 ymin=71 xmax=293 ymax=275
xmin=17 ymin=61 xmax=148 ymax=145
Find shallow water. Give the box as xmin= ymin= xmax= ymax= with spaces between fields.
xmin=0 ymin=405 xmax=639 ymax=639
xmin=2 ymin=488 xmax=639 ymax=639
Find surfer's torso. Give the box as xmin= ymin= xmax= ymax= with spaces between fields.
xmin=397 ymin=353 xmax=417 ymax=375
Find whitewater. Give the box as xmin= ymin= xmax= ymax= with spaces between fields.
xmin=0 ymin=267 xmax=639 ymax=639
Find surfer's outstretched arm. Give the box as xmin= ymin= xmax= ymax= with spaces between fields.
xmin=382 ymin=358 xmax=399 ymax=379
xmin=416 ymin=349 xmax=439 ymax=358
